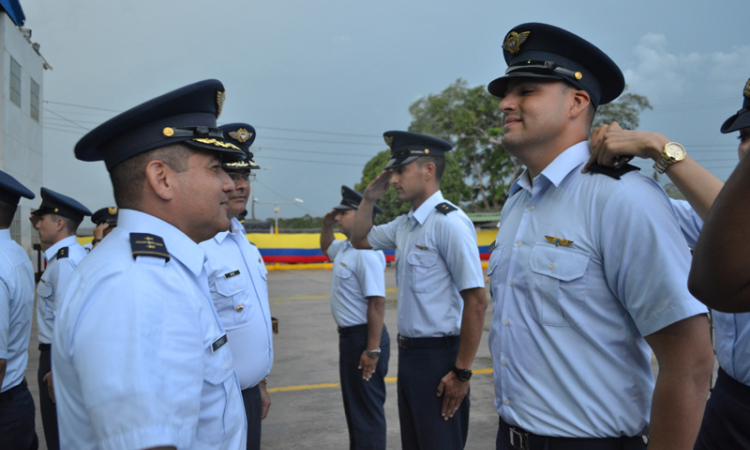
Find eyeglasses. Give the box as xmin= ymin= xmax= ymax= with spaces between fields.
xmin=227 ymin=172 xmax=255 ymax=182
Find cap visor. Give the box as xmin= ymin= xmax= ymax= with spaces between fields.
xmin=333 ymin=204 xmax=355 ymax=211
xmin=384 ymin=155 xmax=419 ymax=170
xmin=721 ymin=111 xmax=750 ymax=134
xmin=488 ymin=72 xmax=564 ymax=97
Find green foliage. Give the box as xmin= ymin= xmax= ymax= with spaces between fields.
xmin=407 ymin=79 xmax=521 ymax=211
xmin=593 ymin=86 xmax=653 ymax=130
xmin=355 ymin=149 xmax=471 ymax=224
xmin=271 ymin=214 xmax=324 ymax=229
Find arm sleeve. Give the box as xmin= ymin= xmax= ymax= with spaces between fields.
xmin=669 ymin=199 xmax=704 ymax=249
xmin=367 ymin=218 xmax=400 ymax=251
xmin=326 ymin=240 xmax=345 ymax=260
xmin=600 ymin=178 xmax=708 ymax=337
xmin=437 ymin=214 xmax=485 ymax=292
xmin=0 ymin=278 xmax=10 ymax=359
xmin=357 ymin=250 xmax=386 ymax=299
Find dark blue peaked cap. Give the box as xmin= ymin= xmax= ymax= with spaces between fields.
xmin=382 ymin=131 xmax=452 ymax=170
xmin=721 ymin=78 xmax=750 ymax=134
xmin=219 ymin=123 xmax=260 ymax=170
xmin=31 ymin=188 xmax=91 ymax=222
xmin=0 ymin=170 xmax=34 ymax=205
xmin=91 ymin=207 xmax=118 ymax=226
xmin=488 ymin=23 xmax=625 ymax=108
xmin=333 ymin=186 xmax=383 ymax=215
xmin=75 ymin=79 xmax=246 ymax=171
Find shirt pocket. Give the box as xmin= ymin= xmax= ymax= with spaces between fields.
xmin=407 ymin=250 xmax=439 ymax=293
xmin=335 ymin=265 xmax=354 ymax=280
xmin=214 ymin=275 xmax=248 ymax=323
xmin=486 ymin=246 xmax=504 ymax=302
xmin=36 ymin=281 xmax=54 ymax=320
xmin=527 ymin=245 xmax=590 ymax=328
xmin=197 ymin=346 xmax=241 ymax=444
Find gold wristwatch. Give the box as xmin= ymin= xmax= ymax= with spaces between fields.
xmin=653 ymin=142 xmax=686 ymax=174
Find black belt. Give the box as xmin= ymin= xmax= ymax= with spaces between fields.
xmin=337 ymin=324 xmax=368 ymax=337
xmin=0 ymin=378 xmax=27 ymax=405
xmin=397 ymin=334 xmax=459 ymax=350
xmin=38 ymin=343 xmax=51 ymax=351
xmin=499 ymin=418 xmax=645 ymax=450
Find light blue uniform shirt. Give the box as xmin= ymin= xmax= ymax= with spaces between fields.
xmin=326 ymin=239 xmax=386 ymax=328
xmin=488 ymin=142 xmax=708 ymax=438
xmin=201 ymin=217 xmax=274 ymax=390
xmin=669 ymin=199 xmax=750 ymax=386
xmin=0 ymin=229 xmax=35 ymax=392
xmin=368 ymin=190 xmax=484 ymax=338
xmin=52 ymin=209 xmax=246 ymax=450
xmin=36 ymin=235 xmax=86 ymax=345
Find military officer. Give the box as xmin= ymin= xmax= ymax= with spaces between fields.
xmin=351 ymin=131 xmax=487 ymax=450
xmin=485 ymin=23 xmax=714 ymax=450
xmin=200 ymin=123 xmax=274 ymax=450
xmin=320 ymin=186 xmax=389 ymax=450
xmin=29 ymin=187 xmax=90 ymax=450
xmin=85 ymin=206 xmax=118 ymax=251
xmin=51 ymin=79 xmax=248 ymax=450
xmin=0 ymin=171 xmax=37 ymax=450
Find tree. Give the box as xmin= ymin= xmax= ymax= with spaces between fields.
xmin=593 ymin=87 xmax=652 ymax=130
xmin=355 ymin=149 xmax=471 ymax=224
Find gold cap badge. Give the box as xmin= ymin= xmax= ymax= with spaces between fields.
xmin=216 ymin=91 xmax=226 ymax=118
xmin=744 ymin=79 xmax=750 ymax=98
xmin=503 ymin=31 xmax=531 ymax=55
xmin=108 ymin=207 xmax=118 ymax=215
xmin=384 ymin=135 xmax=394 ymax=148
xmin=228 ymin=128 xmax=253 ymax=143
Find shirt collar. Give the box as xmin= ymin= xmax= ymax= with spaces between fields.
xmin=409 ymin=190 xmax=445 ymax=225
xmin=509 ymin=141 xmax=590 ymax=195
xmin=0 ymin=229 xmax=10 ymax=241
xmin=118 ymin=209 xmax=206 ymax=277
xmin=230 ymin=217 xmax=245 ymax=235
xmin=45 ymin=235 xmax=79 ymax=261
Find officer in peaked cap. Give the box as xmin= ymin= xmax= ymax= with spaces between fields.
xmin=350 ymin=131 xmax=487 ymax=450
xmin=200 ymin=122 xmax=273 ymax=450
xmin=51 ymin=80 xmax=248 ymax=450
xmin=85 ymin=207 xmax=118 ymax=252
xmin=321 ymin=186 xmax=389 ymax=448
xmin=485 ymin=23 xmax=713 ymax=450
xmin=0 ymin=171 xmax=38 ymax=450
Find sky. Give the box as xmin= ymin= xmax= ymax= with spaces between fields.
xmin=17 ymin=0 xmax=750 ymax=220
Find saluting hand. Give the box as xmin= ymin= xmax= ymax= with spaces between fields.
xmin=363 ymin=170 xmax=392 ymax=202
xmin=358 ymin=351 xmax=378 ymax=381
xmin=436 ymin=371 xmax=469 ymax=421
xmin=322 ymin=210 xmax=338 ymax=227
xmin=583 ymin=122 xmax=666 ymax=173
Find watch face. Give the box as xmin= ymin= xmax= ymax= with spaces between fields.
xmin=665 ymin=143 xmax=686 ymax=159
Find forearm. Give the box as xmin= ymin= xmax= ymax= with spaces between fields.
xmin=365 ymin=296 xmax=385 ymax=350
xmin=456 ymin=287 xmax=487 ymax=369
xmin=351 ymin=201 xmax=374 ymax=249
xmin=665 ymin=156 xmax=723 ymax=221
xmin=320 ymin=223 xmax=335 ymax=254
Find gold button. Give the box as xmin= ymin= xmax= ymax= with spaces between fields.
xmin=575 ymin=71 xmax=583 ymax=80
xmin=528 ymin=205 xmax=534 ymax=211
xmin=236 ymin=305 xmax=244 ymax=312
xmin=504 ymin=319 xmax=509 ymax=325
xmin=163 ymin=127 xmax=174 ymax=137
xmin=509 ymin=279 xmax=514 ymax=286
xmin=235 ymin=285 xmax=239 ymax=289
xmin=505 ymin=399 xmax=510 ymax=405
xmin=516 ymin=241 xmax=522 ymax=248
xmin=548 ymin=263 xmax=554 ymax=269
xmin=502 ymin=359 xmax=507 ymax=365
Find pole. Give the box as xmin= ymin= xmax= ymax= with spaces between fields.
xmin=274 ymin=204 xmax=280 ymax=234
xmin=250 ymin=178 xmax=256 ymax=220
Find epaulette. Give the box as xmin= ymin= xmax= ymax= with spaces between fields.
xmin=130 ymin=233 xmax=170 ymax=262
xmin=586 ymin=163 xmax=640 ymax=180
xmin=56 ymin=247 xmax=69 ymax=259
xmin=435 ymin=202 xmax=457 ymax=215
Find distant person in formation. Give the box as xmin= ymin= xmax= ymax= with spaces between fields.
xmin=484 ymin=22 xmax=713 ymax=450
xmin=351 ymin=131 xmax=487 ymax=450
xmin=0 ymin=171 xmax=38 ymax=450
xmin=83 ymin=206 xmax=118 ymax=252
xmin=51 ymin=79 xmax=248 ymax=450
xmin=200 ymin=122 xmax=274 ymax=450
xmin=320 ymin=185 xmax=389 ymax=450
xmin=30 ymin=187 xmax=91 ymax=450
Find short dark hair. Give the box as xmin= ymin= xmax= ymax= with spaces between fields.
xmin=0 ymin=201 xmax=17 ymax=228
xmin=48 ymin=213 xmax=81 ymax=235
xmin=561 ymin=81 xmax=596 ymax=133
xmin=109 ymin=144 xmax=194 ymax=209
xmin=416 ymin=156 xmax=446 ymax=183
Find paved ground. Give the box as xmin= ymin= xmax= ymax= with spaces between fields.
xmin=24 ymin=266 xmax=711 ymax=449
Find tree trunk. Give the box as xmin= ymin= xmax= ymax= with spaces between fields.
xmin=472 ymin=157 xmax=491 ymax=210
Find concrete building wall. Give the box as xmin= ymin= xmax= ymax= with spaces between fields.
xmin=0 ymin=13 xmax=45 ymax=271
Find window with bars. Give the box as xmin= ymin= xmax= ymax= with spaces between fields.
xmin=30 ymin=78 xmax=40 ymax=121
xmin=10 ymin=57 xmax=21 ymax=107
xmin=9 ymin=208 xmax=21 ymax=244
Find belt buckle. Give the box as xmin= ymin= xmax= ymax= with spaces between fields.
xmin=509 ymin=427 xmax=529 ymax=450
xmin=398 ymin=336 xmax=408 ymax=349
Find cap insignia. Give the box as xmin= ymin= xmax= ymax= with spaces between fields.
xmin=108 ymin=207 xmax=118 ymax=215
xmin=229 ymin=128 xmax=253 ymax=143
xmin=744 ymin=79 xmax=750 ymax=99
xmin=384 ymin=135 xmax=394 ymax=148
xmin=341 ymin=188 xmax=345 ymax=195
xmin=216 ymin=91 xmax=226 ymax=118
xmin=192 ymin=138 xmax=240 ymax=150
xmin=503 ymin=31 xmax=530 ymax=55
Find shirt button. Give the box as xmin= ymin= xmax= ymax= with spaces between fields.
xmin=548 ymin=263 xmax=554 ymax=269
xmin=528 ymin=205 xmax=535 ymax=211
xmin=509 ymin=279 xmax=514 ymax=286
xmin=516 ymin=241 xmax=522 ymax=248
xmin=236 ymin=305 xmax=244 ymax=312
xmin=502 ymin=359 xmax=507 ymax=365
xmin=505 ymin=399 xmax=510 ymax=405
xmin=504 ymin=319 xmax=509 ymax=326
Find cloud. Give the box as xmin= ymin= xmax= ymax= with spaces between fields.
xmin=623 ymin=33 xmax=750 ymax=104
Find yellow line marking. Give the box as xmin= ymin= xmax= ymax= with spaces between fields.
xmin=267 ymin=368 xmax=494 ymax=393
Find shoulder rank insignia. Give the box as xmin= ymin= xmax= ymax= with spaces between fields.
xmin=435 ymin=202 xmax=457 ymax=215
xmin=56 ymin=247 xmax=69 ymax=259
xmin=228 ymin=128 xmax=253 ymax=143
xmin=503 ymin=30 xmax=530 ymax=55
xmin=489 ymin=240 xmax=497 ymax=252
xmin=130 ymin=233 xmax=170 ymax=262
xmin=545 ymin=236 xmax=573 ymax=247
xmin=586 ymin=163 xmax=640 ymax=180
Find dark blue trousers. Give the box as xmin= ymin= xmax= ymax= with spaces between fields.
xmin=694 ymin=368 xmax=750 ymax=449
xmin=338 ymin=324 xmax=390 ymax=450
xmin=241 ymin=384 xmax=262 ymax=450
xmin=0 ymin=379 xmax=38 ymax=450
xmin=37 ymin=347 xmax=59 ymax=450
xmin=397 ymin=338 xmax=469 ymax=450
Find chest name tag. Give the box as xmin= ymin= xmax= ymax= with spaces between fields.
xmin=224 ymin=270 xmax=241 ymax=279
xmin=489 ymin=240 xmax=497 ymax=252
xmin=211 ymin=334 xmax=228 ymax=353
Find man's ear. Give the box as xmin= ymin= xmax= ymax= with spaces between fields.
xmin=422 ymin=161 xmax=436 ymax=182
xmin=569 ymin=89 xmax=591 ymax=120
xmin=145 ymin=160 xmax=176 ymax=201
xmin=54 ymin=217 xmax=65 ymax=232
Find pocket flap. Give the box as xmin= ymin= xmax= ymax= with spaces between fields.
xmin=203 ymin=352 xmax=234 ymax=385
xmin=407 ymin=250 xmax=438 ymax=268
xmin=215 ymin=276 xmax=245 ymax=297
xmin=486 ymin=246 xmax=503 ymax=276
xmin=36 ymin=281 xmax=52 ymax=297
xmin=530 ymin=245 xmax=589 ymax=282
